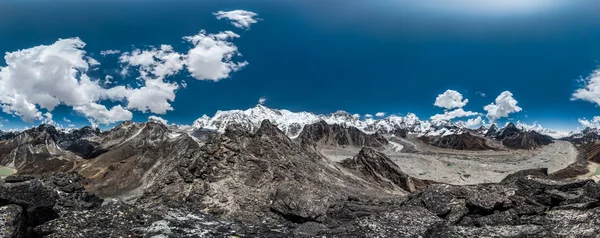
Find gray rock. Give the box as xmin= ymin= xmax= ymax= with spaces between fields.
xmin=0 ymin=205 xmax=23 ymax=238
xmin=270 ymin=183 xmax=333 ymax=222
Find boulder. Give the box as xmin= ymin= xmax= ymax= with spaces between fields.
xmin=0 ymin=204 xmax=23 ymax=238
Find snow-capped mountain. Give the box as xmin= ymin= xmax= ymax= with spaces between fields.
xmin=514 ymin=121 xmax=571 ymax=139
xmin=190 ymin=105 xmax=468 ymax=138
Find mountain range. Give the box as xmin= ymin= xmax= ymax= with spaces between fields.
xmin=1 ymin=105 xmax=599 ymax=237
xmin=189 ymin=105 xmax=570 ymax=139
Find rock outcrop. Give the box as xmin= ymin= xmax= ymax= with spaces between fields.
xmin=341 ymin=147 xmax=428 ymax=192
xmin=297 ymin=120 xmax=388 ymax=148
xmin=321 ymin=169 xmax=600 ymax=237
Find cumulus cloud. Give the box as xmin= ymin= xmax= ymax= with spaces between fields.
xmin=119 ymin=44 xmax=185 ymax=81
xmin=430 ymin=108 xmax=478 ymax=121
xmin=0 ymin=38 xmax=133 ymax=123
xmin=184 ymin=30 xmax=248 ymax=81
xmin=1 ymin=12 xmax=258 ymax=125
xmin=364 ymin=114 xmax=373 ymax=118
xmin=42 ymin=112 xmax=56 ymax=125
xmin=572 ymin=69 xmax=600 ymax=106
xmin=74 ymin=103 xmax=133 ymax=125
xmin=119 ymin=30 xmax=250 ymax=113
xmin=124 ymin=79 xmax=178 ymax=114
xmin=484 ymin=91 xmax=522 ymax=123
xmin=352 ymin=114 xmax=360 ymax=119
xmin=100 ymin=49 xmax=121 ymax=56
xmin=464 ymin=116 xmax=483 ymax=128
xmin=579 ymin=116 xmax=600 ymax=128
xmin=258 ymin=97 xmax=266 ymax=105
xmin=375 ymin=112 xmax=386 ymax=117
xmin=434 ymin=90 xmax=469 ymax=109
xmin=63 ymin=117 xmax=71 ymax=123
xmin=148 ymin=115 xmax=168 ymax=124
xmin=214 ymin=10 xmax=260 ymax=29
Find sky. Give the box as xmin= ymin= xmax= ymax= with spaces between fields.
xmin=1 ymin=0 xmax=600 ymax=131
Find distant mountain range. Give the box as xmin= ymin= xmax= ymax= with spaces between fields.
xmin=190 ymin=105 xmax=571 ymax=139
xmin=0 ymin=104 xmax=578 ymax=140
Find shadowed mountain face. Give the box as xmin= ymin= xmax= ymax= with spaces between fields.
xmin=0 ymin=125 xmax=101 ymax=174
xmin=297 ymin=120 xmax=388 ymax=148
xmin=485 ymin=123 xmax=554 ymax=150
xmin=566 ymin=127 xmax=600 ymax=145
xmin=422 ymin=133 xmax=493 ymax=151
xmin=501 ymin=130 xmax=553 ymax=150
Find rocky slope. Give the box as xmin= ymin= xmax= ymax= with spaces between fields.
xmin=137 ymin=120 xmax=416 ymax=226
xmin=340 ymin=147 xmax=429 ymax=192
xmin=566 ymin=127 xmax=600 ymax=144
xmin=3 ymin=167 xmax=600 ymax=237
xmin=297 ymin=121 xmax=388 ymax=148
xmin=421 ymin=132 xmax=493 ymax=150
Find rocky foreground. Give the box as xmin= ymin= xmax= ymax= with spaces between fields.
xmin=2 ymin=168 xmax=600 ymax=237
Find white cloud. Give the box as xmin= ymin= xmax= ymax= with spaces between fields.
xmin=484 ymin=91 xmax=522 ymax=123
xmin=184 ymin=30 xmax=248 ymax=81
xmin=579 ymin=116 xmax=600 ymax=128
xmin=434 ymin=90 xmax=469 ymax=109
xmin=104 ymin=75 xmax=113 ymax=85
xmin=148 ymin=115 xmax=168 ymax=124
xmin=364 ymin=114 xmax=373 ymax=118
xmin=181 ymin=80 xmax=187 ymax=89
xmin=63 ymin=117 xmax=71 ymax=123
xmin=476 ymin=91 xmax=486 ymax=97
xmin=430 ymin=108 xmax=478 ymax=121
xmin=572 ymin=69 xmax=600 ymax=106
xmin=375 ymin=112 xmax=386 ymax=117
xmin=464 ymin=116 xmax=483 ymax=128
xmin=74 ymin=103 xmax=133 ymax=125
xmin=214 ymin=10 xmax=260 ymax=29
xmin=352 ymin=114 xmax=360 ymax=119
xmin=0 ymin=38 xmax=164 ymax=124
xmin=100 ymin=49 xmax=121 ymax=56
xmin=258 ymin=97 xmax=266 ymax=105
xmin=119 ymin=44 xmax=185 ymax=81
xmin=125 ymin=79 xmax=178 ymax=114
xmin=86 ymin=56 xmax=100 ymax=67
xmin=42 ymin=112 xmax=56 ymax=125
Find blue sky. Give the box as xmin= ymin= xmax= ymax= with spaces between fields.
xmin=1 ymin=0 xmax=600 ymax=131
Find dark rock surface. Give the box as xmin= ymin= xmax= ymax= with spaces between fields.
xmin=422 ymin=133 xmax=493 ymax=150
xmin=565 ymin=127 xmax=600 ymax=144
xmin=486 ymin=122 xmax=554 ymax=150
xmin=501 ymin=130 xmax=554 ymax=150
xmin=298 ymin=120 xmax=388 ymax=148
xmin=0 ymin=204 xmax=23 ymax=238
xmin=485 ymin=124 xmax=499 ymax=137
